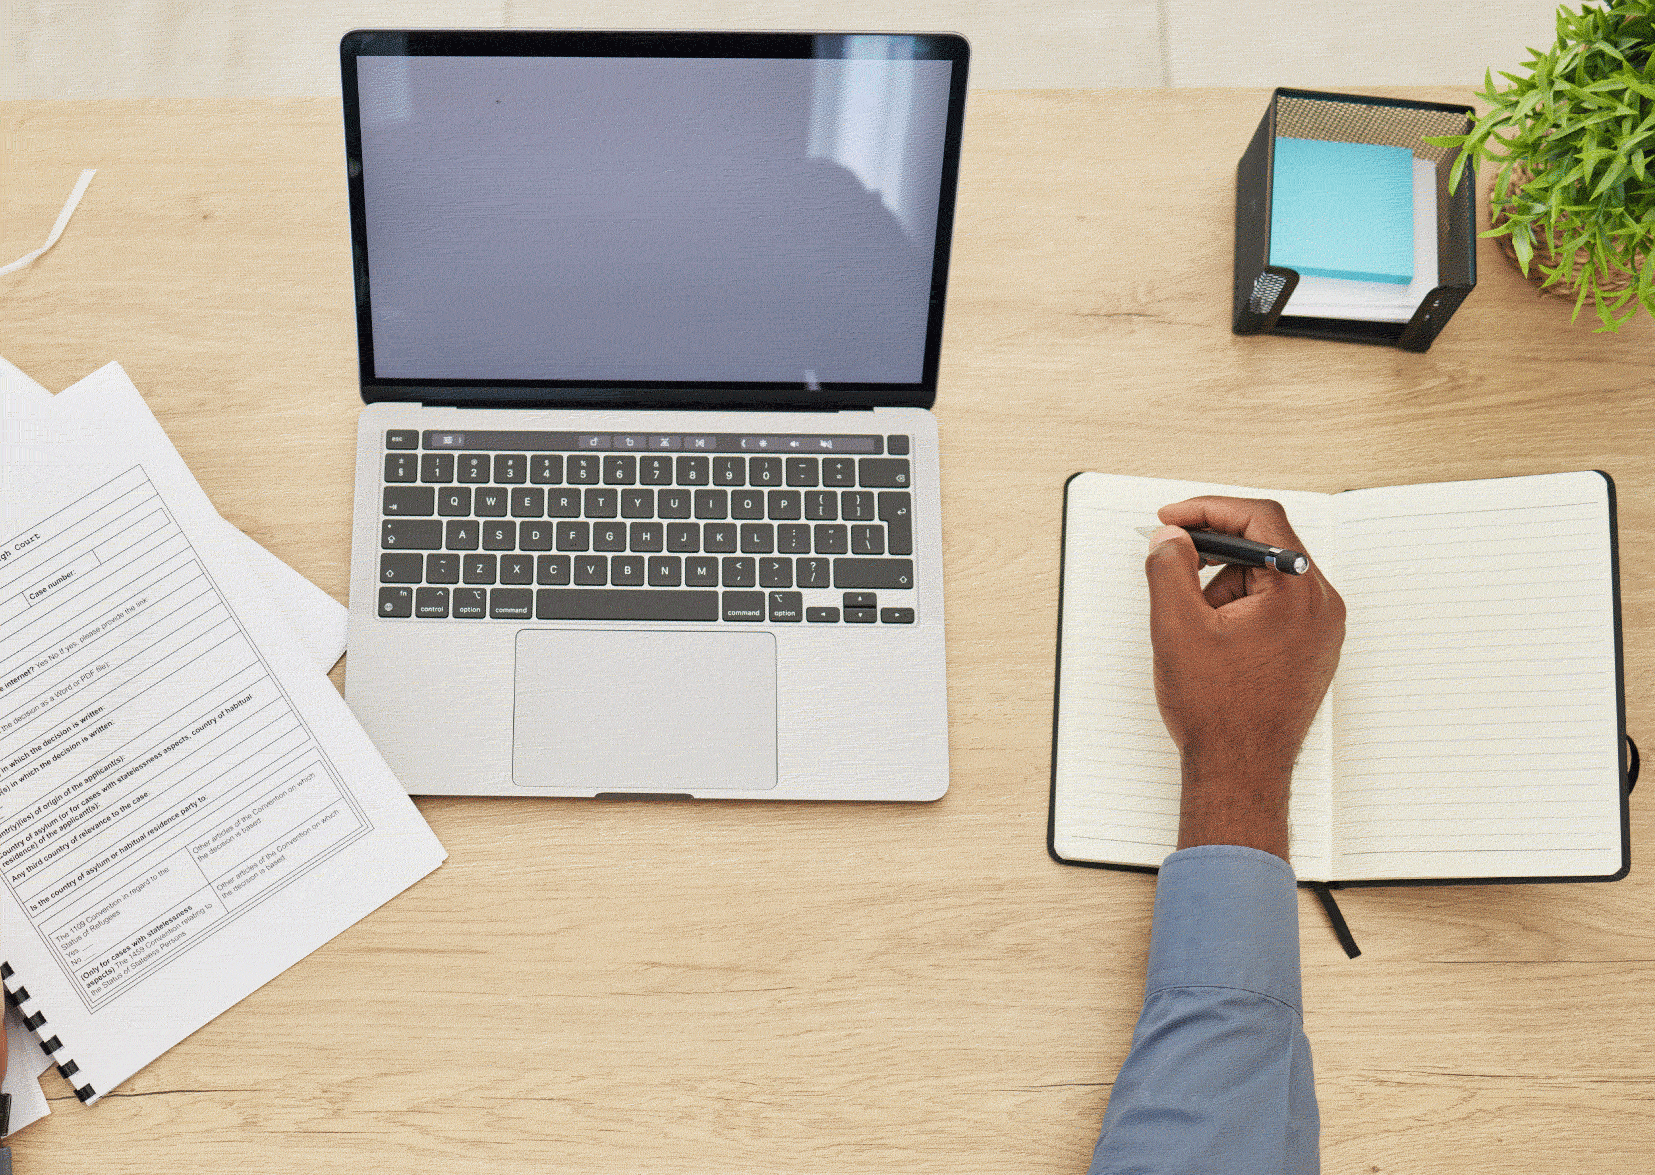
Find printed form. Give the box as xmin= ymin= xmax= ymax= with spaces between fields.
xmin=0 ymin=365 xmax=444 ymax=1102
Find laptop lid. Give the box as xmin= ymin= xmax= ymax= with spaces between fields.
xmin=340 ymin=30 xmax=969 ymax=411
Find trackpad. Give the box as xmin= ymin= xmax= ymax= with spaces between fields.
xmin=513 ymin=630 xmax=778 ymax=791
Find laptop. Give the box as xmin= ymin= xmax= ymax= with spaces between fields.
xmin=339 ymin=30 xmax=967 ymax=800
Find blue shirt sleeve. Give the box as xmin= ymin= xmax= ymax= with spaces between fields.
xmin=1086 ymin=845 xmax=1319 ymax=1175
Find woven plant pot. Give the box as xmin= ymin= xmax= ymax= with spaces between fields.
xmin=1489 ymin=163 xmax=1643 ymax=302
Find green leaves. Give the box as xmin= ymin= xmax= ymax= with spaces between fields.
xmin=1447 ymin=0 xmax=1655 ymax=329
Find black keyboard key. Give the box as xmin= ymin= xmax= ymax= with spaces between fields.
xmin=881 ymin=607 xmax=915 ymax=624
xmin=813 ymin=524 xmax=848 ymax=555
xmin=722 ymin=557 xmax=756 ymax=588
xmin=851 ymin=525 xmax=885 ymax=556
xmin=490 ymin=588 xmax=534 ymax=619
xmin=453 ymin=588 xmax=487 ymax=618
xmin=648 ymin=555 xmax=682 ymax=586
xmin=415 ymin=587 xmax=449 ymax=618
xmin=806 ymin=606 xmax=840 ymax=623
xmin=494 ymin=454 xmax=527 ymax=484
xmin=446 ymin=519 xmax=480 ymax=550
xmin=438 ymin=486 xmax=471 ymax=516
xmin=841 ymin=491 xmax=875 ymax=522
xmin=843 ymin=593 xmax=877 ymax=610
xmin=537 ymin=554 xmax=571 ymax=585
xmin=604 ymin=455 xmax=637 ymax=485
xmin=804 ymin=490 xmax=837 ymax=520
xmin=611 ymin=555 xmax=645 ymax=586
xmin=768 ymin=591 xmax=803 ymax=622
xmin=458 ymin=454 xmax=490 ymax=483
xmin=567 ymin=454 xmax=600 ymax=483
xmin=677 ymin=455 xmax=710 ymax=485
xmin=463 ymin=554 xmax=497 ymax=584
xmin=886 ymin=434 xmax=910 ymax=456
xmin=797 ymin=558 xmax=831 ymax=589
xmin=666 ymin=522 xmax=700 ymax=552
xmin=713 ymin=456 xmax=745 ymax=486
xmin=382 ymin=519 xmax=442 ymax=549
xmin=759 ymin=558 xmax=792 ymax=589
xmin=822 ymin=457 xmax=855 ymax=486
xmin=585 ymin=488 xmax=618 ymax=518
xmin=537 ymin=589 xmax=718 ymax=622
xmin=530 ymin=454 xmax=563 ymax=484
xmin=684 ymin=555 xmax=718 ymax=586
xmin=658 ymin=489 xmax=692 ymax=518
xmin=621 ymin=489 xmax=654 ymax=518
xmin=777 ymin=524 xmax=810 ymax=554
xmin=427 ymin=553 xmax=460 ymax=584
xmin=878 ymin=492 xmax=913 ymax=555
xmin=749 ymin=456 xmax=782 ymax=486
xmin=500 ymin=554 xmax=535 ymax=584
xmin=859 ymin=458 xmax=910 ymax=488
xmin=786 ymin=457 xmax=819 ymax=487
xmin=378 ymin=586 xmax=413 ymax=617
xmin=421 ymin=453 xmax=454 ymax=483
xmin=511 ymin=487 xmax=544 ymax=517
xmin=382 ymin=486 xmax=434 ymax=516
xmin=694 ymin=489 xmax=728 ymax=519
xmin=703 ymin=523 xmax=737 ymax=553
xmin=379 ymin=552 xmax=423 ymax=583
xmin=739 ymin=523 xmax=773 ymax=554
xmin=630 ymin=522 xmax=663 ymax=552
xmin=385 ymin=429 xmax=419 ymax=450
xmin=556 ymin=521 xmax=590 ymax=551
xmin=722 ymin=591 xmax=765 ymax=622
xmin=834 ymin=559 xmax=913 ymax=590
xmin=845 ymin=607 xmax=877 ymax=624
xmin=573 ymin=555 xmax=607 ymax=585
xmin=546 ymin=489 xmax=581 ymax=517
xmin=482 ymin=521 xmax=516 ymax=551
xmin=519 ymin=522 xmax=554 ymax=551
xmin=640 ymin=455 xmax=673 ymax=484
xmin=474 ymin=488 xmax=509 ymax=517
xmin=730 ymin=490 xmax=764 ymax=519
xmin=592 ymin=522 xmax=626 ymax=551
xmin=384 ymin=452 xmax=418 ymax=483
xmin=767 ymin=490 xmax=801 ymax=519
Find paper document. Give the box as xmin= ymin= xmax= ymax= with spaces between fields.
xmin=0 ymin=364 xmax=444 ymax=1103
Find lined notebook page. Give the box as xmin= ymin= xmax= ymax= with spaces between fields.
xmin=1328 ymin=472 xmax=1622 ymax=881
xmin=1052 ymin=474 xmax=1337 ymax=879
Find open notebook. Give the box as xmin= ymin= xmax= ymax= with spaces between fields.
xmin=1050 ymin=471 xmax=1628 ymax=885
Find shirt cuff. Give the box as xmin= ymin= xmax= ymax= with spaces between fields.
xmin=1145 ymin=845 xmax=1303 ymax=1015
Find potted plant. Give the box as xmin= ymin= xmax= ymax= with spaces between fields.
xmin=1429 ymin=0 xmax=1655 ymax=331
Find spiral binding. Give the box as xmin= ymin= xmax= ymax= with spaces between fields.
xmin=0 ymin=962 xmax=96 ymax=1103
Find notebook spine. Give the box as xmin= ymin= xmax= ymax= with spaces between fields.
xmin=0 ymin=961 xmax=97 ymax=1103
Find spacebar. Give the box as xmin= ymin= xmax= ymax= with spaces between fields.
xmin=535 ymin=589 xmax=718 ymax=621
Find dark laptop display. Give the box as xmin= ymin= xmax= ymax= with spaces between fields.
xmin=342 ymin=32 xmax=970 ymax=407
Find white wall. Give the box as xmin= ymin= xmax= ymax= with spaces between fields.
xmin=1 ymin=0 xmax=1565 ymax=97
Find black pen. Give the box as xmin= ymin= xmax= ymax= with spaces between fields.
xmin=1138 ymin=526 xmax=1309 ymax=574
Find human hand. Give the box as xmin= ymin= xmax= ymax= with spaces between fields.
xmin=1143 ymin=496 xmax=1345 ymax=858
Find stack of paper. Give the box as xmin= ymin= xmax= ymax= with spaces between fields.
xmin=0 ymin=360 xmax=444 ymax=1132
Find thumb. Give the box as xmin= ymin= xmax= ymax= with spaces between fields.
xmin=1143 ymin=526 xmax=1212 ymax=628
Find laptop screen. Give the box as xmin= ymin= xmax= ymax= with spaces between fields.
xmin=342 ymin=32 xmax=968 ymax=407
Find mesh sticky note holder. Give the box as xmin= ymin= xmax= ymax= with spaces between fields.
xmin=1233 ymin=88 xmax=1476 ymax=352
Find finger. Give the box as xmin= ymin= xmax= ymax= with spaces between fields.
xmin=1156 ymin=496 xmax=1310 ymax=559
xmin=1143 ymin=526 xmax=1214 ymax=631
xmin=1202 ymin=562 xmax=1250 ymax=608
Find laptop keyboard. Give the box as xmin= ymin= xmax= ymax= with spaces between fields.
xmin=374 ymin=429 xmax=917 ymax=625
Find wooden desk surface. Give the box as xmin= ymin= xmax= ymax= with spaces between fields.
xmin=3 ymin=89 xmax=1651 ymax=1174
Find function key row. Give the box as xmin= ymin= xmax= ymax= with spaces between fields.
xmin=384 ymin=451 xmax=909 ymax=489
xmin=384 ymin=429 xmax=908 ymax=456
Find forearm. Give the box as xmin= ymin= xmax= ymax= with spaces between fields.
xmin=1175 ymin=755 xmax=1292 ymax=860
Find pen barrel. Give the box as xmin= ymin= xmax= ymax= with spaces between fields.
xmin=1189 ymin=531 xmax=1307 ymax=575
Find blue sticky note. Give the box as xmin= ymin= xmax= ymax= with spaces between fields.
xmin=1269 ymin=137 xmax=1414 ymax=284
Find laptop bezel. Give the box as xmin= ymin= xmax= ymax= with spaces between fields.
xmin=340 ymin=29 xmax=969 ymax=412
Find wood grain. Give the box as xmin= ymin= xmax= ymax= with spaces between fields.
xmin=2 ymin=89 xmax=1652 ymax=1174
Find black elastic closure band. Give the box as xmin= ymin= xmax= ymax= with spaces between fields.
xmin=1627 ymin=736 xmax=1640 ymax=793
xmin=1307 ymin=882 xmax=1361 ymax=958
